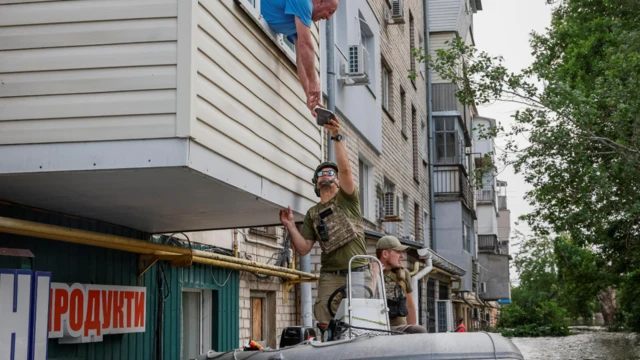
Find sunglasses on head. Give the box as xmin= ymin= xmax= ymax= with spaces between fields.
xmin=316 ymin=170 xmax=336 ymax=177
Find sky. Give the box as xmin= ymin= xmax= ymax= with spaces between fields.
xmin=473 ymin=1 xmax=553 ymax=238
xmin=473 ymin=1 xmax=554 ymax=281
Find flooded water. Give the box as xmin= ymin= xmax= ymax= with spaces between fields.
xmin=511 ymin=327 xmax=640 ymax=360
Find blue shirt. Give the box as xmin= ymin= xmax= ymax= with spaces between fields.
xmin=260 ymin=0 xmax=313 ymax=43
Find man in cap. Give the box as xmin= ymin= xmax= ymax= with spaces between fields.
xmin=374 ymin=235 xmax=427 ymax=334
xmin=279 ymin=114 xmax=368 ymax=328
xmin=260 ymin=0 xmax=339 ymax=115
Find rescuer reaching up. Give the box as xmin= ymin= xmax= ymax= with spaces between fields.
xmin=278 ymin=113 xmax=368 ymax=328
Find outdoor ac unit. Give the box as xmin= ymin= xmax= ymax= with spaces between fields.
xmin=386 ymin=0 xmax=405 ymax=24
xmin=480 ymin=282 xmax=487 ymax=294
xmin=340 ymin=44 xmax=370 ymax=86
xmin=383 ymin=192 xmax=400 ymax=220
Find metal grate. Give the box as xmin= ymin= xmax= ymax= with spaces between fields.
xmin=437 ymin=301 xmax=448 ymax=332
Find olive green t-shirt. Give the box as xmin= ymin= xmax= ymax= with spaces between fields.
xmin=384 ymin=268 xmax=413 ymax=326
xmin=301 ymin=187 xmax=368 ymax=272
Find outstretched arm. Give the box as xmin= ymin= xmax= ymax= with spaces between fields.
xmin=324 ymin=115 xmax=355 ymax=195
xmin=294 ymin=16 xmax=320 ymax=113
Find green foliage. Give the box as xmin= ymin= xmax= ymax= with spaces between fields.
xmin=417 ymin=0 xmax=640 ymax=331
xmin=614 ymin=271 xmax=640 ymax=332
xmin=495 ymin=233 xmax=570 ymax=337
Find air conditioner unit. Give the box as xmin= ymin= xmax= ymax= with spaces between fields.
xmin=339 ymin=44 xmax=371 ymax=86
xmin=480 ymin=282 xmax=487 ymax=294
xmin=383 ymin=192 xmax=400 ymax=220
xmin=386 ymin=0 xmax=405 ymax=24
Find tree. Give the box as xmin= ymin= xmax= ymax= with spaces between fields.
xmin=417 ymin=0 xmax=640 ymax=329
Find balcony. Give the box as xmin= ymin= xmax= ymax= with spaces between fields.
xmin=477 ymin=186 xmax=495 ymax=204
xmin=434 ymin=166 xmax=474 ymax=210
xmin=0 ymin=0 xmax=321 ymax=233
xmin=478 ymin=234 xmax=500 ymax=254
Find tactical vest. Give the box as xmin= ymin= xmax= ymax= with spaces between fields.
xmin=310 ymin=200 xmax=364 ymax=254
xmin=384 ymin=270 xmax=409 ymax=319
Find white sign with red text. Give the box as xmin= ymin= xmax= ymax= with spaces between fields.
xmin=48 ymin=283 xmax=146 ymax=343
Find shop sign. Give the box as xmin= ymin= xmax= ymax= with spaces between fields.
xmin=0 ymin=269 xmax=51 ymax=360
xmin=49 ymin=283 xmax=146 ymax=343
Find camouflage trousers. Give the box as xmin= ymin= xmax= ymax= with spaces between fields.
xmin=313 ymin=270 xmax=372 ymax=327
xmin=392 ymin=324 xmax=428 ymax=334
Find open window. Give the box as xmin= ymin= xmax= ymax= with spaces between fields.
xmin=236 ymin=0 xmax=297 ymax=64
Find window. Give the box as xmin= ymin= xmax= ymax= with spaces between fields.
xmin=414 ymin=203 xmax=421 ymax=243
xmin=358 ymin=159 xmax=370 ymax=218
xmin=382 ymin=62 xmax=391 ymax=111
xmin=418 ymin=33 xmax=425 ymax=77
xmin=409 ymin=13 xmax=416 ymax=76
xmin=422 ymin=117 xmax=429 ymax=161
xmin=412 ymin=106 xmax=419 ymax=181
xmin=250 ymin=291 xmax=276 ymax=348
xmin=435 ymin=117 xmax=463 ymax=164
xmin=400 ymin=88 xmax=407 ymax=136
xmin=462 ymin=208 xmax=473 ymax=253
xmin=403 ymin=194 xmax=409 ymax=237
xmin=424 ymin=210 xmax=431 ymax=248
xmin=384 ymin=179 xmax=398 ymax=235
xmin=181 ymin=289 xmax=213 ymax=360
xmin=358 ymin=12 xmax=376 ymax=92
xmin=237 ymin=0 xmax=296 ymax=64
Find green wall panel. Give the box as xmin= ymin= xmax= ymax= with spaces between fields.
xmin=0 ymin=203 xmax=240 ymax=359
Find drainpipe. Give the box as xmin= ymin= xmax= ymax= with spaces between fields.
xmin=423 ymin=0 xmax=437 ymax=251
xmin=411 ymin=254 xmax=433 ymax=322
xmin=233 ymin=229 xmax=239 ymax=257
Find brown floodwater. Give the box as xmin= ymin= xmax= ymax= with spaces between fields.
xmin=510 ymin=327 xmax=640 ymax=360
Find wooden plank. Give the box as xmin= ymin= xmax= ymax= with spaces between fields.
xmin=192 ymin=120 xmax=317 ymax=201
xmin=0 ymin=115 xmax=175 ymax=145
xmin=196 ymin=13 xmax=311 ymax=120
xmin=0 ymin=90 xmax=176 ymax=121
xmin=196 ymin=53 xmax=319 ymax=147
xmin=194 ymin=78 xmax=319 ymax=168
xmin=195 ymin=96 xmax=316 ymax=180
xmin=0 ymin=66 xmax=176 ymax=98
xmin=0 ymin=42 xmax=177 ymax=73
xmin=0 ymin=18 xmax=177 ymax=51
xmin=251 ymin=297 xmax=263 ymax=341
xmin=0 ymin=0 xmax=177 ymax=27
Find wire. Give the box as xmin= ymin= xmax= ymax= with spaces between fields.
xmin=340 ymin=322 xmax=405 ymax=335
xmin=210 ymin=267 xmax=233 ymax=287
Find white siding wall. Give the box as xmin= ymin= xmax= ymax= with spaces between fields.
xmin=477 ymin=205 xmax=498 ymax=235
xmin=193 ymin=0 xmax=321 ymax=202
xmin=429 ymin=32 xmax=456 ymax=84
xmin=428 ymin=0 xmax=462 ymax=33
xmin=0 ymin=0 xmax=178 ymax=144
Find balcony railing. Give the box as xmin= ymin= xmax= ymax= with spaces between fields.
xmin=478 ymin=234 xmax=499 ymax=254
xmin=477 ymin=187 xmax=495 ymax=203
xmin=434 ymin=167 xmax=473 ymax=209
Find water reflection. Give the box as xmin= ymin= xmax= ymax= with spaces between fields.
xmin=511 ymin=327 xmax=640 ymax=360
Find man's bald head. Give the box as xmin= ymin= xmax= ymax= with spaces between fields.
xmin=312 ymin=0 xmax=339 ymax=22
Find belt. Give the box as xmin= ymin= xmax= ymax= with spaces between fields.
xmin=322 ymin=265 xmax=369 ymax=276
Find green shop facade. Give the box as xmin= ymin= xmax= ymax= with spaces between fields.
xmin=0 ymin=202 xmax=240 ymax=359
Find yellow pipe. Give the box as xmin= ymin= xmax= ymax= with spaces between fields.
xmin=431 ymin=268 xmax=462 ymax=291
xmin=0 ymin=216 xmax=318 ymax=280
xmin=409 ymin=261 xmax=421 ymax=276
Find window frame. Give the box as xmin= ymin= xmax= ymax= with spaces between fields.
xmin=181 ymin=288 xmax=213 ymax=360
xmin=402 ymin=193 xmax=410 ymax=238
xmin=236 ymin=0 xmax=297 ymax=65
xmin=400 ymin=88 xmax=407 ymax=137
xmin=435 ymin=117 xmax=463 ymax=165
xmin=382 ymin=64 xmax=390 ymax=111
xmin=358 ymin=159 xmax=370 ymax=219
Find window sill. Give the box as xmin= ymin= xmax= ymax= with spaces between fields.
xmin=422 ymin=159 xmax=428 ymax=167
xmin=401 ymin=130 xmax=408 ymax=140
xmin=383 ymin=107 xmax=395 ymax=122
